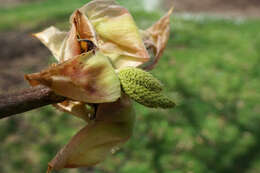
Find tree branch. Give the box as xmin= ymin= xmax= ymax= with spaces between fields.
xmin=0 ymin=85 xmax=66 ymax=119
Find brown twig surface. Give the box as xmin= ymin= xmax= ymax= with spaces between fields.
xmin=0 ymin=85 xmax=66 ymax=119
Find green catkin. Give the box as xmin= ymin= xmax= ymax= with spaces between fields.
xmin=118 ymin=67 xmax=175 ymax=108
xmin=118 ymin=67 xmax=163 ymax=92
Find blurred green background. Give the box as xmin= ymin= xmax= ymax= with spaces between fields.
xmin=1 ymin=0 xmax=260 ymax=173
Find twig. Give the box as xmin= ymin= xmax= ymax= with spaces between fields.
xmin=0 ymin=85 xmax=66 ymax=119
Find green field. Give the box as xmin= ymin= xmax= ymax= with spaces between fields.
xmin=1 ymin=0 xmax=260 ymax=173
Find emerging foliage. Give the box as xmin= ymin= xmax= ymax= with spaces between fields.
xmin=23 ymin=0 xmax=173 ymax=172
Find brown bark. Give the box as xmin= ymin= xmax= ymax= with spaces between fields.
xmin=0 ymin=85 xmax=65 ymax=119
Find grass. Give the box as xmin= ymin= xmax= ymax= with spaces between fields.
xmin=0 ymin=0 xmax=158 ymax=31
xmin=1 ymin=1 xmax=260 ymax=173
xmin=0 ymin=0 xmax=86 ymax=31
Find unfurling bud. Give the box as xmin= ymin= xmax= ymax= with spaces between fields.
xmin=118 ymin=67 xmax=175 ymax=108
xmin=23 ymin=0 xmax=175 ymax=172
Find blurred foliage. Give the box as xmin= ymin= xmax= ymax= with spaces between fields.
xmin=1 ymin=0 xmax=260 ymax=173
xmin=0 ymin=0 xmax=159 ymax=31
